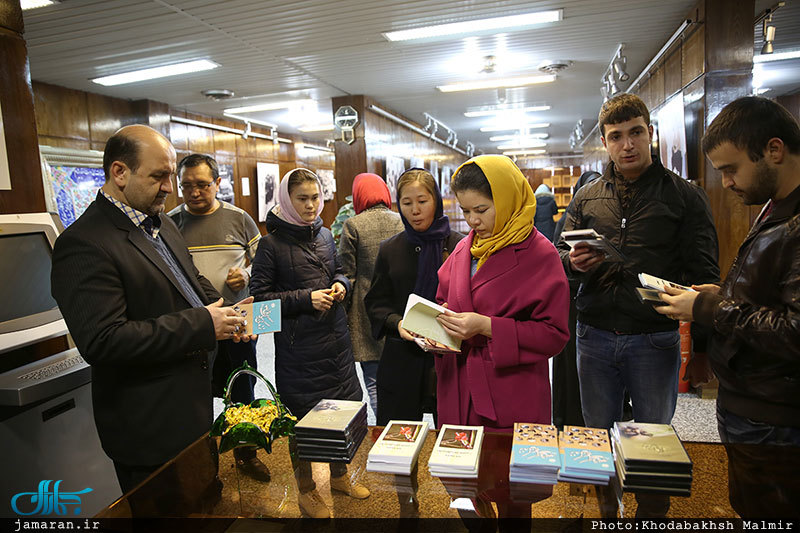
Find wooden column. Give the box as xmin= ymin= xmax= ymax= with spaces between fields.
xmin=702 ymin=0 xmax=755 ymax=276
xmin=0 ymin=0 xmax=45 ymax=214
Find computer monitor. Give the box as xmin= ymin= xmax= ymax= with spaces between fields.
xmin=0 ymin=213 xmax=68 ymax=353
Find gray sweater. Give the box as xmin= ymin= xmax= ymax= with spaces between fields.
xmin=338 ymin=205 xmax=404 ymax=362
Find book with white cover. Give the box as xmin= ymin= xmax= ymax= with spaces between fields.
xmin=402 ymin=294 xmax=462 ymax=352
xmin=428 ymin=425 xmax=484 ymax=478
xmin=638 ymin=272 xmax=693 ymax=293
xmin=561 ymin=229 xmax=625 ymax=262
xmin=367 ymin=420 xmax=429 ymax=471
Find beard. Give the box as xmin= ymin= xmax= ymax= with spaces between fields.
xmin=739 ymin=159 xmax=778 ymax=205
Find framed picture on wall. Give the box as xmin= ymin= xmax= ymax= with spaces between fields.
xmin=256 ymin=162 xmax=280 ymax=222
xmin=217 ymin=163 xmax=235 ymax=204
xmin=439 ymin=165 xmax=452 ymax=197
xmin=0 ymin=98 xmax=10 ymax=190
xmin=385 ymin=156 xmax=404 ymax=202
xmin=317 ymin=169 xmax=336 ymax=201
xmin=39 ymin=145 xmax=105 ymax=228
xmin=656 ymin=94 xmax=688 ymax=179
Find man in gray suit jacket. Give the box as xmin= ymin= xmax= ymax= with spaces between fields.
xmin=51 ymin=125 xmax=250 ymax=494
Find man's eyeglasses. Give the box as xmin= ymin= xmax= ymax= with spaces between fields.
xmin=180 ymin=182 xmax=214 ymax=192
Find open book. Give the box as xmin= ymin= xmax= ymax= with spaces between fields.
xmin=402 ymin=294 xmax=462 ymax=352
xmin=561 ymin=229 xmax=625 ymax=263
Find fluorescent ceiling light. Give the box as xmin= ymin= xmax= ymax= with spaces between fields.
xmin=299 ymin=124 xmax=335 ymax=132
xmin=92 ymin=59 xmax=219 ymax=86
xmin=465 ymin=104 xmax=550 ymax=118
xmin=224 ymin=99 xmax=315 ymax=114
xmin=503 ymin=149 xmax=546 ymax=156
xmin=480 ymin=123 xmax=550 ymax=132
xmin=497 ymin=141 xmax=547 ymax=150
xmin=383 ymin=10 xmax=562 ymax=42
xmin=754 ymin=49 xmax=800 ymax=63
xmin=489 ymin=133 xmax=549 ymax=141
xmin=21 ymin=0 xmax=57 ymax=9
xmin=438 ymin=74 xmax=555 ymax=93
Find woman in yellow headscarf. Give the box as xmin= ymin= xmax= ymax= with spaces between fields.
xmin=434 ymin=154 xmax=570 ymax=431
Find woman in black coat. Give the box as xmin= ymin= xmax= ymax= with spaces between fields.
xmin=250 ymin=168 xmax=367 ymax=518
xmin=364 ymin=168 xmax=463 ymax=426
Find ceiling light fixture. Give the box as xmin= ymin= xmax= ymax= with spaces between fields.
xmin=299 ymin=124 xmax=335 ymax=132
xmin=489 ymin=133 xmax=549 ymax=142
xmin=754 ymin=49 xmax=800 ymax=62
xmin=383 ymin=10 xmax=563 ymax=42
xmin=755 ymin=2 xmax=784 ymax=55
xmin=21 ymin=0 xmax=58 ymax=9
xmin=464 ymin=104 xmax=550 ymax=118
xmin=438 ymin=74 xmax=555 ymax=93
xmin=502 ymin=149 xmax=546 ymax=156
xmin=497 ymin=141 xmax=547 ymax=150
xmin=224 ymin=98 xmax=314 ymax=114
xmin=91 ymin=59 xmax=219 ymax=86
xmin=480 ymin=123 xmax=549 ymax=133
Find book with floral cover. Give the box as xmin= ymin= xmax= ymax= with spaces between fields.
xmin=367 ymin=420 xmax=429 ymax=475
xmin=428 ymin=425 xmax=484 ymax=478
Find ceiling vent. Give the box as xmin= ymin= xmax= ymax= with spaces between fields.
xmin=538 ymin=60 xmax=572 ymax=75
xmin=202 ymin=89 xmax=235 ymax=101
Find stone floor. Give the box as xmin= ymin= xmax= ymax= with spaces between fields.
xmin=215 ymin=333 xmax=720 ymax=443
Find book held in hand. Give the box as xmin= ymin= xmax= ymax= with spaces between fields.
xmin=561 ymin=229 xmax=625 ymax=262
xmin=237 ymin=299 xmax=281 ymax=335
xmin=638 ymin=273 xmax=693 ymax=293
xmin=428 ymin=424 xmax=484 ymax=479
xmin=402 ymin=294 xmax=461 ymax=352
xmin=367 ymin=420 xmax=429 ymax=475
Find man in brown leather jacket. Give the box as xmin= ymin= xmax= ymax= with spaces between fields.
xmin=659 ymin=96 xmax=800 ymax=445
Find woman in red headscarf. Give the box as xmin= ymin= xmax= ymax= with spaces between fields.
xmin=338 ymin=173 xmax=404 ymax=418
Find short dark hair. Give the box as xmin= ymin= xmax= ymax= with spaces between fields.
xmin=598 ymin=93 xmax=650 ymax=137
xmin=451 ymin=162 xmax=493 ymax=199
xmin=286 ymin=168 xmax=319 ymax=194
xmin=702 ymin=96 xmax=800 ymax=161
xmin=102 ymin=132 xmax=140 ymax=180
xmin=177 ymin=153 xmax=220 ymax=180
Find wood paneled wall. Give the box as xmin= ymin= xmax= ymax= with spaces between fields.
xmin=31 ymin=81 xmax=334 ymax=233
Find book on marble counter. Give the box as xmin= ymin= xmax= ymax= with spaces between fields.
xmin=367 ymin=420 xmax=429 ymax=475
xmin=557 ymin=426 xmax=615 ymax=484
xmin=297 ymin=425 xmax=367 ymax=463
xmin=294 ymin=399 xmax=367 ymax=441
xmin=428 ymin=424 xmax=484 ymax=479
xmin=508 ymin=423 xmax=560 ymax=484
xmin=611 ymin=422 xmax=692 ymax=474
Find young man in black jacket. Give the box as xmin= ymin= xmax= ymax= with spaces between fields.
xmin=556 ymin=94 xmax=720 ymax=516
xmin=658 ymin=95 xmax=800 ymax=516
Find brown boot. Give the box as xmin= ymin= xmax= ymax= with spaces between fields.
xmin=330 ymin=474 xmax=370 ymax=499
xmin=298 ymin=489 xmax=330 ymax=518
xmin=234 ymin=448 xmax=271 ymax=482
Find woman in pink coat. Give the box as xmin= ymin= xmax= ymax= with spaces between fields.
xmin=435 ymin=154 xmax=570 ymax=432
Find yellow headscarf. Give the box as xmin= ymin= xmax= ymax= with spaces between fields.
xmin=453 ymin=155 xmax=537 ymax=271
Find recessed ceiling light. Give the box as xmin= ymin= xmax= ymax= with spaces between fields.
xmin=489 ymin=133 xmax=549 ymax=142
xmin=224 ymin=99 xmax=315 ymax=114
xmin=383 ymin=10 xmax=562 ymax=42
xmin=464 ymin=104 xmax=550 ymax=118
xmin=481 ymin=123 xmax=550 ymax=132
xmin=91 ymin=59 xmax=219 ymax=86
xmin=503 ymin=149 xmax=547 ymax=156
xmin=438 ymin=74 xmax=555 ymax=93
xmin=21 ymin=0 xmax=58 ymax=9
xmin=498 ymin=141 xmax=547 ymax=150
xmin=299 ymin=124 xmax=335 ymax=132
xmin=754 ymin=49 xmax=800 ymax=63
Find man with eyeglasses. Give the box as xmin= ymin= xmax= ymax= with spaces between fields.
xmin=168 ymin=154 xmax=268 ymax=481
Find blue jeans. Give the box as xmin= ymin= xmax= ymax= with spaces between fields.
xmin=717 ymin=405 xmax=800 ymax=445
xmin=360 ymin=360 xmax=379 ymax=418
xmin=576 ymin=321 xmax=681 ymax=429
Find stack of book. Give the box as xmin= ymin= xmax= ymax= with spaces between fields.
xmin=367 ymin=420 xmax=430 ymax=475
xmin=611 ymin=421 xmax=693 ymax=496
xmin=508 ymin=423 xmax=561 ymax=484
xmin=557 ymin=426 xmax=615 ymax=485
xmin=294 ymin=399 xmax=368 ymax=463
xmin=428 ymin=424 xmax=484 ymax=479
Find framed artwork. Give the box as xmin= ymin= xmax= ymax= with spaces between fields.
xmin=256 ymin=162 xmax=280 ymax=222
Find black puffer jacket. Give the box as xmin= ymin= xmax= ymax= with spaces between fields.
xmin=250 ymin=210 xmax=362 ymax=418
xmin=556 ymin=160 xmax=720 ymax=337
xmin=694 ymin=184 xmax=800 ymax=427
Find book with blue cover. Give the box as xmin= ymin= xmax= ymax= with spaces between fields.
xmin=557 ymin=426 xmax=614 ymax=485
xmin=238 ymin=299 xmax=281 ymax=335
xmin=509 ymin=423 xmax=560 ymax=484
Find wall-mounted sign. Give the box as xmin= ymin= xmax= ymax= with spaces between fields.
xmin=334 ymin=106 xmax=359 ymax=145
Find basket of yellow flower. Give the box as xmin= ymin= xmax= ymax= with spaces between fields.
xmin=210 ymin=362 xmax=297 ymax=454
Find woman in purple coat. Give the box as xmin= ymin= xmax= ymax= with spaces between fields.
xmin=435 ymin=155 xmax=570 ymax=432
